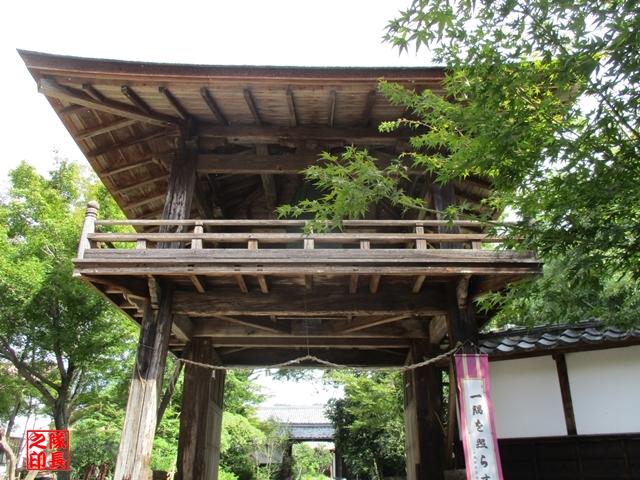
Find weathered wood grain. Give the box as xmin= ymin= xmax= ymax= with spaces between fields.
xmin=114 ymin=292 xmax=173 ymax=480
xmin=176 ymin=338 xmax=225 ymax=480
xmin=172 ymin=286 xmax=447 ymax=317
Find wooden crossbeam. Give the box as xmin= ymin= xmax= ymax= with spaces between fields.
xmin=243 ymin=88 xmax=263 ymax=124
xmin=86 ymin=128 xmax=171 ymax=158
xmin=328 ymin=90 xmax=337 ymax=127
xmin=199 ymin=87 xmax=228 ymax=125
xmin=172 ymin=314 xmax=194 ymax=342
xmin=370 ymin=275 xmax=381 ymax=294
xmin=147 ymin=275 xmax=160 ymax=308
xmin=220 ymin=348 xmax=406 ymax=367
xmin=334 ymin=314 xmax=411 ymax=334
xmin=212 ymin=314 xmax=288 ymax=334
xmin=58 ymin=104 xmax=86 ymax=116
xmin=197 ymin=124 xmax=405 ymax=144
xmin=125 ymin=193 xmax=166 ymax=210
xmin=428 ymin=315 xmax=448 ymax=345
xmin=210 ymin=337 xmax=410 ymax=348
xmin=261 ymin=173 xmax=277 ymax=217
xmin=76 ymin=119 xmax=137 ymax=141
xmin=197 ymin=151 xmax=422 ymax=175
xmin=235 ymin=274 xmax=249 ymax=294
xmin=38 ymin=78 xmax=178 ymax=127
xmin=172 ymin=286 xmax=447 ymax=317
xmin=121 ymin=85 xmax=153 ymax=115
xmin=286 ymin=87 xmax=298 ymax=127
xmin=362 ymin=89 xmax=376 ymax=126
xmin=99 ymin=153 xmax=171 ymax=179
xmin=159 ymin=86 xmax=190 ymax=120
xmin=113 ymin=174 xmax=170 ymax=196
xmin=82 ymin=83 xmax=106 ymax=103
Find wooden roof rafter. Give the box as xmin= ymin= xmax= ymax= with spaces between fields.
xmin=38 ymin=78 xmax=180 ymax=127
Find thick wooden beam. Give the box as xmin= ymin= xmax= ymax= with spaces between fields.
xmin=197 ymin=151 xmax=421 ymax=174
xmin=85 ymin=128 xmax=170 ymax=158
xmin=172 ymin=314 xmax=194 ymax=342
xmin=362 ymin=89 xmax=376 ymax=126
xmin=176 ymin=338 xmax=225 ymax=480
xmin=160 ymin=137 xmax=198 ymax=232
xmin=115 ymin=124 xmax=198 ymax=477
xmin=210 ymin=337 xmax=410 ymax=348
xmin=113 ymin=173 xmax=170 ymax=196
xmin=121 ymin=85 xmax=153 ymax=115
xmin=405 ymin=341 xmax=445 ymax=480
xmin=200 ymin=87 xmax=229 ymax=125
xmin=370 ymin=275 xmax=381 ymax=294
xmin=197 ymin=124 xmax=406 ymax=145
xmin=114 ymin=291 xmax=174 ymax=480
xmin=334 ymin=314 xmax=411 ymax=334
xmin=38 ymin=78 xmax=178 ymax=127
xmin=428 ymin=315 xmax=448 ymax=345
xmin=255 ymin=145 xmax=278 ymax=217
xmin=82 ymin=82 xmax=106 ymax=103
xmin=431 ymin=182 xmax=463 ymax=249
xmin=243 ymin=88 xmax=263 ymax=124
xmin=192 ymin=320 xmax=426 ymax=339
xmin=159 ymin=86 xmax=190 ymax=120
xmin=286 ymin=87 xmax=298 ymax=127
xmin=328 ymin=90 xmax=337 ymax=127
xmin=99 ymin=153 xmax=170 ymax=178
xmin=212 ymin=314 xmax=288 ymax=334
xmin=220 ymin=347 xmax=406 ymax=367
xmin=173 ymin=286 xmax=447 ymax=317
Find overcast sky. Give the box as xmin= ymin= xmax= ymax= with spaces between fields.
xmin=1 ymin=0 xmax=431 ymax=405
xmin=1 ymin=0 xmax=429 ymax=184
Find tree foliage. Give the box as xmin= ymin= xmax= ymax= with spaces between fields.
xmin=384 ymin=0 xmax=640 ymax=278
xmin=291 ymin=443 xmax=332 ymax=480
xmin=282 ymin=0 xmax=640 ymax=325
xmin=0 ymin=160 xmax=138 ymax=478
xmin=325 ymin=371 xmax=405 ymax=479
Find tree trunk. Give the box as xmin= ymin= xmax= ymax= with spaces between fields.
xmin=6 ymin=393 xmax=22 ymax=437
xmin=52 ymin=404 xmax=71 ymax=480
xmin=0 ymin=429 xmax=17 ymax=480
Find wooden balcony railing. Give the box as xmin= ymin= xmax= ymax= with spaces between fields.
xmin=77 ymin=202 xmax=507 ymax=260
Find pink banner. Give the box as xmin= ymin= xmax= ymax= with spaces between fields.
xmin=454 ymin=354 xmax=504 ymax=480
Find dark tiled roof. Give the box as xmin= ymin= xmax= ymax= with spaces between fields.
xmin=257 ymin=405 xmax=334 ymax=440
xmin=479 ymin=321 xmax=640 ymax=357
xmin=257 ymin=405 xmax=330 ymax=424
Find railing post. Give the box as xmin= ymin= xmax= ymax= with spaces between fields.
xmin=192 ymin=221 xmax=203 ymax=250
xmin=76 ymin=201 xmax=99 ymax=261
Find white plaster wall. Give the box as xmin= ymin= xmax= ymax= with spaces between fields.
xmin=566 ymin=345 xmax=640 ymax=435
xmin=489 ymin=356 xmax=567 ymax=438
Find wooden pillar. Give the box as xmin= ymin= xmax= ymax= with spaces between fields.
xmin=404 ymin=341 xmax=445 ymax=480
xmin=160 ymin=135 xmax=198 ymax=231
xmin=114 ymin=132 xmax=199 ymax=480
xmin=176 ymin=338 xmax=226 ymax=480
xmin=114 ymin=290 xmax=174 ymax=480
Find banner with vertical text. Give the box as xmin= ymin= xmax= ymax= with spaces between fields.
xmin=454 ymin=354 xmax=503 ymax=480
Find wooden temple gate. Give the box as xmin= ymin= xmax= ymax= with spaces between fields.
xmin=20 ymin=50 xmax=540 ymax=480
